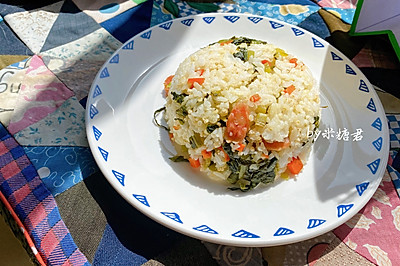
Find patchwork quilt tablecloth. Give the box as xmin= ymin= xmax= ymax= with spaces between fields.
xmin=1 ymin=0 xmax=400 ymax=265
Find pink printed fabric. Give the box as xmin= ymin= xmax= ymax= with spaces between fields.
xmin=334 ymin=171 xmax=400 ymax=265
xmin=318 ymin=0 xmax=357 ymax=8
xmin=7 ymin=55 xmax=74 ymax=134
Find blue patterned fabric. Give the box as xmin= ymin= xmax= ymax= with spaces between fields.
xmin=23 ymin=146 xmax=98 ymax=196
xmin=101 ymin=0 xmax=153 ymax=43
xmin=93 ymin=224 xmax=147 ymax=266
xmin=0 ymin=16 xmax=33 ymax=55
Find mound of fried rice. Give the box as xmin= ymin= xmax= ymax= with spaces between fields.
xmin=163 ymin=37 xmax=320 ymax=191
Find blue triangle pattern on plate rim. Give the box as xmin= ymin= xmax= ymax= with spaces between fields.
xmin=89 ymin=104 xmax=98 ymax=119
xmin=248 ymin=17 xmax=263 ymax=24
xmin=232 ymin=229 xmax=260 ymax=238
xmin=224 ymin=16 xmax=240 ymax=23
xmin=367 ymin=158 xmax=380 ymax=174
xmin=330 ymin=51 xmax=343 ymax=60
xmin=92 ymin=126 xmax=102 ymax=141
xmin=337 ymin=204 xmax=353 ymax=217
xmin=273 ymin=227 xmax=294 ymax=236
xmin=98 ymin=146 xmax=109 ymax=161
xmin=93 ymin=85 xmax=102 ymax=98
xmin=122 ymin=40 xmax=134 ymax=50
xmin=291 ymin=27 xmax=304 ymax=36
xmin=193 ymin=225 xmax=218 ymax=234
xmin=269 ymin=20 xmax=284 ymax=29
xmin=112 ymin=170 xmax=125 ymax=186
xmin=307 ymin=219 xmax=326 ymax=229
xmin=109 ymin=54 xmax=119 ymax=64
xmin=203 ymin=17 xmax=215 ymax=24
xmin=181 ymin=18 xmax=194 ymax=26
xmin=367 ymin=98 xmax=377 ymax=112
xmin=371 ymin=117 xmax=382 ymax=131
xmin=356 ymin=182 xmax=369 ymax=196
xmin=312 ymin=37 xmax=324 ymax=48
xmin=100 ymin=67 xmax=110 ymax=78
xmin=161 ymin=212 xmax=183 ymax=223
xmin=359 ymin=79 xmax=369 ymax=92
xmin=372 ymin=137 xmax=383 ymax=151
xmin=141 ymin=30 xmax=152 ymax=39
xmin=159 ymin=21 xmax=173 ymax=30
xmin=345 ymin=64 xmax=356 ymax=75
xmin=132 ymin=194 xmax=150 ymax=207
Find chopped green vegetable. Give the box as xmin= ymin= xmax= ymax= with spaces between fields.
xmin=206 ymin=124 xmax=219 ymax=133
xmin=223 ymin=142 xmax=278 ymax=192
xmin=233 ymin=47 xmax=248 ymax=62
xmin=153 ymin=106 xmax=169 ymax=131
xmin=314 ymin=116 xmax=320 ymax=128
xmin=247 ymin=50 xmax=255 ymax=60
xmin=189 ymin=133 xmax=203 ymax=149
xmin=176 ymin=105 xmax=188 ymax=117
xmin=275 ymin=48 xmax=288 ymax=58
xmin=169 ymin=155 xmax=188 ymax=162
xmin=171 ymin=91 xmax=188 ymax=103
xmin=255 ymin=113 xmax=268 ymax=126
xmin=231 ymin=36 xmax=267 ymax=46
xmin=174 ymin=118 xmax=185 ymax=124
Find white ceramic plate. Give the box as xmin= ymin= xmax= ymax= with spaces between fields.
xmin=85 ymin=13 xmax=389 ymax=247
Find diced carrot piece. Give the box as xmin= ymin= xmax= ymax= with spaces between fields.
xmin=250 ymin=94 xmax=261 ymax=102
xmin=289 ymin=58 xmax=298 ymax=67
xmin=173 ymin=125 xmax=180 ymax=130
xmin=262 ymin=137 xmax=290 ymax=151
xmin=219 ymin=39 xmax=233 ymax=46
xmin=188 ymin=157 xmax=201 ymax=168
xmin=262 ymin=153 xmax=269 ymax=159
xmin=163 ymin=75 xmax=174 ymax=96
xmin=284 ymin=85 xmax=296 ymax=95
xmin=197 ymin=69 xmax=205 ymax=76
xmin=201 ymin=149 xmax=212 ymax=159
xmin=169 ymin=133 xmax=174 ymax=140
xmin=236 ymin=143 xmax=246 ymax=152
xmin=188 ymin=77 xmax=205 ymax=89
xmin=287 ymin=157 xmax=303 ymax=174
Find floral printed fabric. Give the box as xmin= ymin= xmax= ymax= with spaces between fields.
xmin=334 ymin=170 xmax=400 ymax=265
xmin=13 ymin=96 xmax=88 ymax=147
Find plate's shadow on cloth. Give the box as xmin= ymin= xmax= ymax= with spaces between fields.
xmin=83 ymin=171 xmax=218 ymax=265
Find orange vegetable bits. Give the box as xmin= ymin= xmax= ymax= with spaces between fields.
xmin=283 ymin=85 xmax=295 ymax=95
xmin=188 ymin=157 xmax=201 ymax=168
xmin=187 ymin=77 xmax=205 ymax=89
xmin=262 ymin=137 xmax=290 ymax=151
xmin=196 ymin=69 xmax=205 ymax=76
xmin=287 ymin=157 xmax=303 ymax=175
xmin=261 ymin=59 xmax=273 ymax=66
xmin=219 ymin=39 xmax=233 ymax=46
xmin=163 ymin=75 xmax=174 ymax=96
xmin=224 ymin=102 xmax=250 ymax=142
xmin=236 ymin=143 xmax=246 ymax=152
xmin=201 ymin=149 xmax=212 ymax=159
xmin=249 ymin=94 xmax=261 ymax=103
xmin=289 ymin=58 xmax=298 ymax=67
